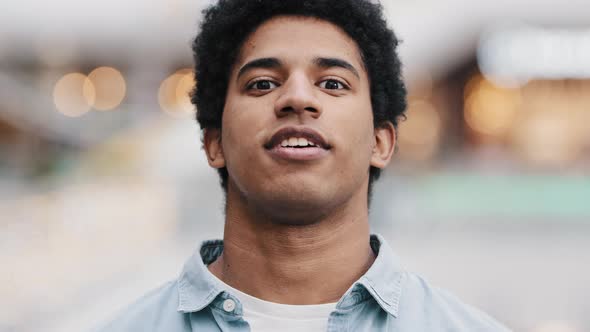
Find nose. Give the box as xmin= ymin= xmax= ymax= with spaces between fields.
xmin=274 ymin=73 xmax=323 ymax=119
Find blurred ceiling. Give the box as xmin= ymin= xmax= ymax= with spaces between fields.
xmin=1 ymin=0 xmax=589 ymax=78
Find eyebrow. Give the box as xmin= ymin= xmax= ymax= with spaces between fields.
xmin=236 ymin=56 xmax=360 ymax=79
xmin=313 ymin=57 xmax=360 ymax=79
xmin=237 ymin=57 xmax=282 ymax=79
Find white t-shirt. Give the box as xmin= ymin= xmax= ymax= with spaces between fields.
xmin=210 ymin=273 xmax=337 ymax=332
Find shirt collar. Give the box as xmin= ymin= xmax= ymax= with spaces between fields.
xmin=176 ymin=234 xmax=405 ymax=317
xmin=176 ymin=240 xmax=225 ymax=313
xmin=354 ymin=234 xmax=405 ymax=317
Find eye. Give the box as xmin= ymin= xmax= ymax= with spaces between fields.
xmin=247 ymin=80 xmax=279 ymax=90
xmin=319 ymin=79 xmax=347 ymax=90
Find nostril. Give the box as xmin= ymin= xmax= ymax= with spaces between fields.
xmin=275 ymin=104 xmax=321 ymax=116
xmin=280 ymin=106 xmax=295 ymax=113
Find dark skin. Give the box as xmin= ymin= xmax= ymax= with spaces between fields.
xmin=203 ymin=16 xmax=396 ymax=305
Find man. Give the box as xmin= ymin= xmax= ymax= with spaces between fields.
xmin=95 ymin=0 xmax=511 ymax=331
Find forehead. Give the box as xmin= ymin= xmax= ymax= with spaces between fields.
xmin=235 ymin=16 xmax=365 ymax=72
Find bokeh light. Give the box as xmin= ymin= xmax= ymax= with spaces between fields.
xmin=398 ymin=99 xmax=441 ymax=161
xmin=158 ymin=68 xmax=196 ymax=118
xmin=478 ymin=25 xmax=590 ymax=87
xmin=86 ymin=66 xmax=126 ymax=111
xmin=512 ymin=107 xmax=579 ymax=167
xmin=464 ymin=75 xmax=521 ymax=137
xmin=53 ymin=73 xmax=95 ymax=117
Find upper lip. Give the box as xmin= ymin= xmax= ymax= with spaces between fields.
xmin=264 ymin=126 xmax=331 ymax=150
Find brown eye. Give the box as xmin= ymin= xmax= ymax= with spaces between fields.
xmin=248 ymin=80 xmax=278 ymax=90
xmin=319 ymin=79 xmax=346 ymax=90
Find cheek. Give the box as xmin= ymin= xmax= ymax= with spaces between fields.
xmin=220 ymin=98 xmax=272 ymax=175
xmin=224 ymin=91 xmax=278 ymax=138
xmin=329 ymin=99 xmax=375 ymax=153
xmin=222 ymin=98 xmax=261 ymax=144
xmin=220 ymin=111 xmax=256 ymax=191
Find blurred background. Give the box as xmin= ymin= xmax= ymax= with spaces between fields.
xmin=1 ymin=0 xmax=589 ymax=331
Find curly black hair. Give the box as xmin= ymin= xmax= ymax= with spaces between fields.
xmin=191 ymin=0 xmax=407 ymax=198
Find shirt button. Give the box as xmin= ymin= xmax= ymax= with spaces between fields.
xmin=222 ymin=299 xmax=236 ymax=312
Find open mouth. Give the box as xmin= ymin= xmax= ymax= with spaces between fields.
xmin=279 ymin=137 xmax=319 ymax=148
xmin=264 ymin=127 xmax=331 ymax=161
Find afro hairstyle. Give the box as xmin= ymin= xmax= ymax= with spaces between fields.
xmin=191 ymin=0 xmax=407 ymax=197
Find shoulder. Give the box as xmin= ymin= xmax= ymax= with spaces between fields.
xmin=397 ymin=272 xmax=512 ymax=332
xmin=92 ymin=280 xmax=189 ymax=332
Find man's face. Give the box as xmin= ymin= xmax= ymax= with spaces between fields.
xmin=205 ymin=16 xmax=394 ymax=222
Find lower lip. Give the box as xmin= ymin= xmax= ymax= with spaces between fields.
xmin=267 ymin=146 xmax=330 ymax=161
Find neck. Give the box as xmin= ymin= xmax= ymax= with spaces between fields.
xmin=208 ymin=184 xmax=375 ymax=305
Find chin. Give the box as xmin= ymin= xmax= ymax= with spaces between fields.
xmin=266 ymin=187 xmax=327 ymax=208
xmin=253 ymin=184 xmax=344 ymax=224
xmin=230 ymin=172 xmax=360 ymax=223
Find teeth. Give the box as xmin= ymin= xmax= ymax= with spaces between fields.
xmin=279 ymin=137 xmax=318 ymax=147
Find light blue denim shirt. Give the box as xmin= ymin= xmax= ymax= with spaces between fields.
xmin=94 ymin=234 xmax=511 ymax=331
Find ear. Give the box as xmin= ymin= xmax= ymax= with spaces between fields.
xmin=370 ymin=122 xmax=396 ymax=169
xmin=203 ymin=128 xmax=226 ymax=169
